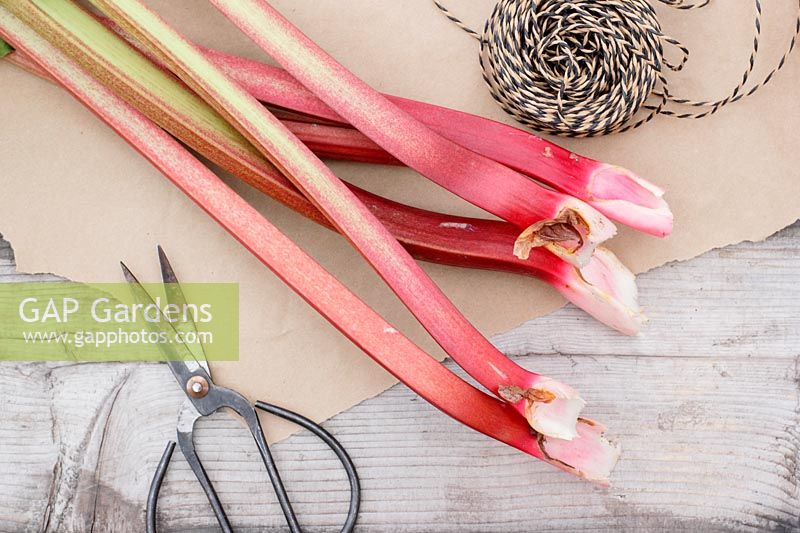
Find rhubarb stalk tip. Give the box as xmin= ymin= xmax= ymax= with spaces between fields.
xmin=588 ymin=164 xmax=674 ymax=238
xmin=554 ymin=247 xmax=647 ymax=336
xmin=500 ymin=378 xmax=586 ymax=441
xmin=539 ymin=418 xmax=621 ymax=485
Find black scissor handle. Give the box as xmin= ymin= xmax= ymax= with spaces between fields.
xmin=146 ymin=441 xmax=175 ymax=533
xmin=146 ymin=401 xmax=360 ymax=533
xmin=255 ymin=401 xmax=361 ymax=533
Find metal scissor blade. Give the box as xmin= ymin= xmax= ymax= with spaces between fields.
xmin=157 ymin=245 xmax=179 ymax=285
xmin=119 ymin=261 xmax=210 ymax=389
xmin=157 ymin=246 xmax=209 ymax=371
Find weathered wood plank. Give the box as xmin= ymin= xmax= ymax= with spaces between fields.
xmin=0 ymin=363 xmax=58 ymax=532
xmin=0 ymin=224 xmax=798 ymax=532
xmin=2 ymin=356 xmax=797 ymax=532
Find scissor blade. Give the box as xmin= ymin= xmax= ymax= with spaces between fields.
xmin=157 ymin=246 xmax=209 ymax=369
xmin=157 ymin=245 xmax=179 ymax=285
xmin=119 ymin=261 xmax=210 ymax=389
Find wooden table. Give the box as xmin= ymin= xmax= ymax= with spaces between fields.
xmin=1 ymin=223 xmax=798 ymax=532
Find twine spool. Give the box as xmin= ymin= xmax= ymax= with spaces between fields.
xmin=433 ymin=0 xmax=800 ymax=137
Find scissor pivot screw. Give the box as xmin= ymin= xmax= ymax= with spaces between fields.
xmin=186 ymin=376 xmax=209 ymax=398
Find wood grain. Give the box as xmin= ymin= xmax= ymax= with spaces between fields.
xmin=0 ymin=223 xmax=798 ymax=532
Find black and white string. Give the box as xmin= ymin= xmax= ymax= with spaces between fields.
xmin=433 ymin=0 xmax=800 ymax=137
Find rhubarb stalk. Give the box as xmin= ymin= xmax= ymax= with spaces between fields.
xmin=281 ymin=118 xmax=397 ymax=166
xmin=203 ymin=47 xmax=672 ymax=238
xmin=87 ymin=11 xmax=671 ymax=237
xmin=2 ymin=1 xmax=645 ymax=335
xmin=0 ymin=2 xmax=619 ymax=482
xmin=206 ymin=0 xmax=618 ymax=267
xmin=83 ymin=0 xmax=591 ymax=438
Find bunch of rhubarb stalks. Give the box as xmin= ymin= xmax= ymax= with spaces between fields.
xmin=0 ymin=0 xmax=674 ymax=484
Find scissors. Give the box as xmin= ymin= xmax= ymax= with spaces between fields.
xmin=121 ymin=247 xmax=360 ymax=533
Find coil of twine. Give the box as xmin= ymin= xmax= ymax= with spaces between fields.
xmin=433 ymin=0 xmax=800 ymax=137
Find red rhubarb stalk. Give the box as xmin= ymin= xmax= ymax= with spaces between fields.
xmin=281 ymin=119 xmax=397 ymax=166
xmin=202 ymin=47 xmax=672 ymax=237
xmin=254 ymin=118 xmax=667 ymax=252
xmin=86 ymin=12 xmax=670 ymax=237
xmin=206 ymin=0 xmax=618 ymax=268
xmin=0 ymin=2 xmax=619 ymax=482
xmin=88 ymin=0 xmax=591 ymax=438
xmin=281 ymin=119 xmax=670 ymax=240
xmin=0 ymin=9 xmax=645 ymax=336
